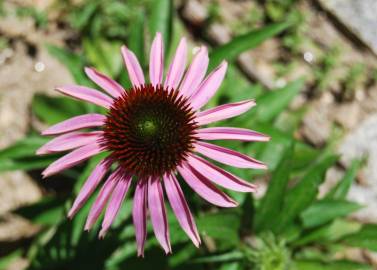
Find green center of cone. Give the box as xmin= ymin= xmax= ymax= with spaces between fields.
xmin=138 ymin=119 xmax=158 ymax=137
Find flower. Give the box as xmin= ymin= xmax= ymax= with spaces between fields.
xmin=37 ymin=32 xmax=270 ymax=256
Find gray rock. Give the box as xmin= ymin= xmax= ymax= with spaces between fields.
xmin=318 ymin=0 xmax=377 ymax=55
xmin=339 ymin=114 xmax=377 ymax=222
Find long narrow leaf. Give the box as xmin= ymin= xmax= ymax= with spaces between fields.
xmin=254 ymin=143 xmax=294 ymax=232
xmin=276 ymin=155 xmax=338 ymax=232
xmin=300 ymin=200 xmax=362 ymax=228
xmin=255 ymin=78 xmax=304 ymax=123
xmin=342 ymin=224 xmax=377 ymax=252
xmin=326 ymin=159 xmax=362 ymax=200
xmin=209 ymin=22 xmax=290 ymax=69
xmin=149 ymin=0 xmax=173 ymax=53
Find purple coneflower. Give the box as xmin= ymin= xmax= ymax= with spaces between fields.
xmin=37 ymin=33 xmax=270 ymax=256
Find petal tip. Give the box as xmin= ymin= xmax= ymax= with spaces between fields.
xmin=67 ymin=212 xmax=74 ymax=220
xmin=98 ymin=230 xmax=106 ymax=239
xmin=41 ymin=130 xmax=52 ymax=136
xmin=137 ymin=250 xmax=145 ymax=258
xmin=84 ymin=224 xmax=91 ymax=231
xmin=36 ymin=148 xmax=46 ymax=155
xmin=41 ymin=169 xmax=51 ymax=179
xmin=259 ymin=163 xmax=268 ymax=170
xmin=84 ymin=66 xmax=92 ymax=73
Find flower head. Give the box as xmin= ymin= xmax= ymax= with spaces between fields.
xmin=37 ymin=33 xmax=270 ymax=256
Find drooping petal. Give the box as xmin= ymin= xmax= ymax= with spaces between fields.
xmin=133 ymin=180 xmax=148 ymax=257
xmin=121 ymin=46 xmax=145 ymax=87
xmin=187 ymin=155 xmax=257 ymax=192
xmin=68 ymin=158 xmax=112 ymax=218
xmin=164 ymin=37 xmax=187 ymax=90
xmin=179 ymin=46 xmax=209 ymax=97
xmin=163 ymin=173 xmax=200 ymax=247
xmin=195 ymin=100 xmax=256 ymax=126
xmin=149 ymin=32 xmax=164 ymax=86
xmin=85 ymin=169 xmax=121 ymax=230
xmin=37 ymin=131 xmax=103 ymax=155
xmin=41 ymin=114 xmax=106 ymax=136
xmin=194 ymin=141 xmax=266 ymax=169
xmin=190 ymin=61 xmax=227 ymax=110
xmin=197 ymin=127 xmax=270 ymax=142
xmin=177 ymin=163 xmax=238 ymax=207
xmin=148 ymin=177 xmax=171 ymax=254
xmin=56 ymin=85 xmax=113 ymax=109
xmin=85 ymin=67 xmax=124 ymax=98
xmin=42 ymin=143 xmax=103 ymax=178
xmin=99 ymin=173 xmax=132 ymax=238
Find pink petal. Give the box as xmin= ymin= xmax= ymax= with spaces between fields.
xmin=195 ymin=100 xmax=256 ymax=126
xmin=133 ymin=180 xmax=148 ymax=257
xmin=121 ymin=46 xmax=145 ymax=87
xmin=164 ymin=37 xmax=187 ymax=90
xmin=197 ymin=127 xmax=270 ymax=142
xmin=190 ymin=61 xmax=228 ymax=110
xmin=178 ymin=163 xmax=237 ymax=207
xmin=42 ymin=143 xmax=103 ymax=178
xmin=163 ymin=173 xmax=200 ymax=247
xmin=85 ymin=67 xmax=125 ymax=98
xmin=56 ymin=85 xmax=113 ymax=109
xmin=148 ymin=177 xmax=171 ymax=254
xmin=99 ymin=173 xmax=132 ymax=238
xmin=37 ymin=131 xmax=103 ymax=155
xmin=85 ymin=169 xmax=121 ymax=230
xmin=41 ymin=114 xmax=106 ymax=136
xmin=187 ymin=154 xmax=257 ymax=192
xmin=194 ymin=141 xmax=267 ymax=169
xmin=179 ymin=46 xmax=209 ymax=98
xmin=149 ymin=32 xmax=164 ymax=86
xmin=68 ymin=158 xmax=112 ymax=218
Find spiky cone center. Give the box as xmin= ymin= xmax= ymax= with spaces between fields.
xmin=102 ymin=84 xmax=198 ymax=178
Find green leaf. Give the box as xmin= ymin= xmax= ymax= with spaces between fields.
xmin=255 ymin=78 xmax=304 ymax=123
xmin=46 ymin=44 xmax=91 ymax=86
xmin=293 ymin=260 xmax=371 ymax=270
xmin=168 ymin=243 xmax=197 ymax=267
xmin=149 ymin=0 xmax=172 ymax=52
xmin=254 ymin=143 xmax=293 ymax=232
xmin=0 ymin=155 xmax=57 ymax=172
xmin=129 ymin=12 xmax=146 ymax=68
xmin=0 ymin=134 xmax=58 ymax=172
xmin=0 ymin=135 xmax=48 ymax=159
xmin=326 ymin=159 xmax=361 ymax=200
xmin=14 ymin=196 xmax=65 ymax=226
xmin=192 ymin=251 xmax=244 ymax=264
xmin=197 ymin=210 xmax=241 ymax=247
xmin=83 ymin=38 xmax=122 ymax=77
xmin=248 ymin=122 xmax=293 ymax=171
xmin=0 ymin=249 xmax=23 ymax=270
xmin=69 ymin=1 xmax=99 ymax=30
xmin=300 ymin=200 xmax=362 ymax=228
xmin=276 ymin=155 xmax=338 ymax=232
xmin=27 ymin=159 xmax=122 ymax=270
xmin=292 ymin=142 xmax=321 ymax=171
xmin=209 ymin=22 xmax=290 ymax=69
xmin=219 ymin=262 xmax=241 ymax=270
xmin=33 ymin=94 xmax=88 ymax=125
xmin=292 ymin=219 xmax=362 ymax=247
xmin=342 ymin=224 xmax=377 ymax=252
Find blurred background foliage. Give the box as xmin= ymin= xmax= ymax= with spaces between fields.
xmin=0 ymin=0 xmax=377 ymax=269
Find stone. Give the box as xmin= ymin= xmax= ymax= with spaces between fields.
xmin=339 ymin=113 xmax=377 ymax=222
xmin=333 ymin=102 xmax=361 ymax=130
xmin=301 ymin=101 xmax=332 ymax=146
xmin=318 ymin=0 xmax=377 ymax=56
